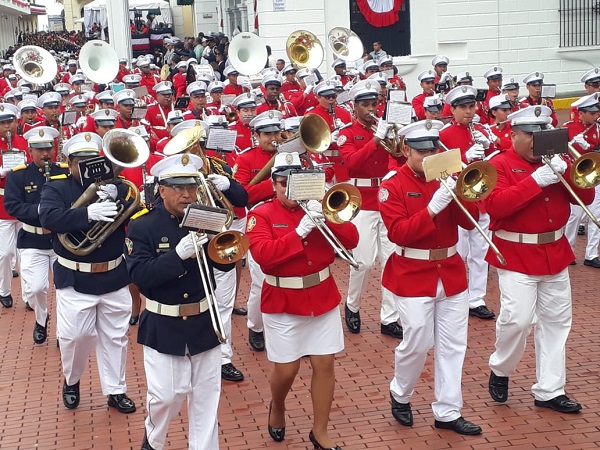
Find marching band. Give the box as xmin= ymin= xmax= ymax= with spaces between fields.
xmin=0 ymin=24 xmax=599 ymax=450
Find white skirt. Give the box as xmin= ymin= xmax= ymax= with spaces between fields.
xmin=263 ymin=306 xmax=344 ymax=363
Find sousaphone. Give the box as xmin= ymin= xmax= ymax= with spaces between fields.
xmin=13 ymin=46 xmax=57 ymax=84
xmin=228 ymin=32 xmax=268 ymax=76
xmin=79 ymin=40 xmax=120 ymax=84
xmin=286 ymin=30 xmax=324 ymax=69
xmin=328 ymin=27 xmax=364 ymax=61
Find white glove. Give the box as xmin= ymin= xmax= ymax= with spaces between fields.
xmin=175 ymin=233 xmax=208 ymax=260
xmin=0 ymin=166 xmax=11 ymax=177
xmin=472 ymin=130 xmax=491 ymax=150
xmin=87 ymin=201 xmax=118 ymax=222
xmin=305 ymin=199 xmax=322 ymax=213
xmin=465 ymin=143 xmax=485 ymax=163
xmin=531 ymin=164 xmax=560 ymax=188
xmin=548 ymin=154 xmax=567 ymax=175
xmin=428 ymin=177 xmax=456 ymax=215
xmin=238 ymin=75 xmax=252 ymax=91
xmin=76 ymin=116 xmax=87 ymax=128
xmin=335 ymin=118 xmax=345 ymax=129
xmin=144 ymin=175 xmax=155 ymax=185
xmin=304 ymin=84 xmax=313 ymax=96
xmin=374 ymin=119 xmax=392 ymax=140
xmin=295 ymin=210 xmax=324 ymax=238
xmin=207 ymin=174 xmax=230 ymax=191
xmin=330 ymin=129 xmax=339 ymax=144
xmin=572 ymin=133 xmax=591 ymax=151
xmin=439 ymin=72 xmax=452 ymax=83
xmin=96 ymin=184 xmax=118 ymax=201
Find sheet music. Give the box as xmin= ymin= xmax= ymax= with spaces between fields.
xmin=221 ymin=94 xmax=236 ymax=106
xmin=422 ymin=149 xmax=462 ymax=182
xmin=182 ymin=203 xmax=229 ymax=233
xmin=541 ymin=84 xmax=556 ymax=99
xmin=133 ymin=85 xmax=149 ymax=98
xmin=386 ymin=102 xmax=413 ymax=125
xmin=1 ymin=151 xmax=27 ymax=169
xmin=206 ymin=128 xmax=237 ymax=152
xmin=286 ymin=170 xmax=326 ymax=201
xmin=278 ymin=137 xmax=306 ymax=154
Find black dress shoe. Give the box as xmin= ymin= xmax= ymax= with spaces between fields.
xmin=570 ymin=260 xmax=577 ymax=265
xmin=308 ymin=430 xmax=342 ymax=450
xmin=381 ymin=322 xmax=403 ymax=339
xmin=232 ymin=307 xmax=248 ymax=316
xmin=25 ymin=302 xmax=34 ymax=311
xmin=489 ymin=371 xmax=509 ymax=403
xmin=344 ymin=304 xmax=360 ymax=333
xmin=33 ymin=317 xmax=49 ymax=345
xmin=141 ymin=431 xmax=155 ymax=450
xmin=469 ymin=305 xmax=495 ymax=319
xmin=267 ymin=400 xmax=285 ymax=442
xmin=62 ymin=380 xmax=80 ymax=409
xmin=221 ymin=363 xmax=244 ymax=381
xmin=107 ymin=393 xmax=137 ymax=413
xmin=390 ymin=393 xmax=413 ymax=426
xmin=1 ymin=294 xmax=13 ymax=308
xmin=584 ymin=257 xmax=600 ymax=268
xmin=434 ymin=417 xmax=482 ymax=435
xmin=12 ymin=269 xmax=18 ymax=278
xmin=578 ymin=225 xmax=586 ymax=235
xmin=249 ymin=330 xmax=265 ymax=351
xmin=129 ymin=315 xmax=139 ymax=325
xmin=534 ymin=395 xmax=582 ymax=413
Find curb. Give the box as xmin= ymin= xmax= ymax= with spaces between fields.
xmin=554 ymin=97 xmax=577 ymax=110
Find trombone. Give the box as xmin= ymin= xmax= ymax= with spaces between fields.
xmin=368 ymin=112 xmax=406 ymax=156
xmin=296 ymin=183 xmax=362 ymax=269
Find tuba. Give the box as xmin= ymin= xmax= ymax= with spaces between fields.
xmin=57 ymin=129 xmax=150 ymax=256
xmin=79 ymin=40 xmax=120 ymax=84
xmin=286 ymin=30 xmax=324 ymax=69
xmin=328 ymin=27 xmax=364 ymax=62
xmin=228 ymin=32 xmax=268 ymax=76
xmin=13 ymin=46 xmax=57 ymax=84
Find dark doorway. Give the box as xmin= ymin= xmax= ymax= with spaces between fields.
xmin=349 ymin=0 xmax=411 ymax=57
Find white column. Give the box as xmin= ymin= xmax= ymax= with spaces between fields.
xmin=106 ymin=0 xmax=132 ymax=61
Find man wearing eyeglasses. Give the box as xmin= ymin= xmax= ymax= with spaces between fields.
xmin=183 ymin=81 xmax=213 ymax=120
xmin=412 ymin=70 xmax=436 ymax=121
xmin=518 ymin=72 xmax=558 ymax=127
xmin=146 ymin=81 xmax=175 ymax=141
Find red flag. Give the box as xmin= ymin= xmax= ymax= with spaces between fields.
xmin=254 ymin=0 xmax=259 ymax=30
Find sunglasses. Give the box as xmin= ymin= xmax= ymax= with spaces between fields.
xmin=274 ymin=179 xmax=288 ymax=188
xmin=191 ymin=93 xmax=205 ymax=98
xmin=322 ymin=94 xmax=337 ymax=100
xmin=587 ymin=82 xmax=600 ymax=88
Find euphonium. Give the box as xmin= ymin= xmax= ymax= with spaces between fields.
xmin=57 ymin=129 xmax=150 ymax=256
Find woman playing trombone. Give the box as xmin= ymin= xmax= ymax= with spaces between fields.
xmin=245 ymin=152 xmax=358 ymax=450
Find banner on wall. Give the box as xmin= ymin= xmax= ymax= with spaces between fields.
xmin=356 ymin=0 xmax=403 ymax=27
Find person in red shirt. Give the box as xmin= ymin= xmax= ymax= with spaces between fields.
xmin=116 ymin=58 xmax=130 ymax=83
xmin=477 ymin=66 xmax=503 ymax=125
xmin=246 ymin=151 xmax=358 ymax=449
xmin=288 ymin=68 xmax=319 ymax=115
xmin=89 ymin=108 xmax=118 ymax=137
xmin=432 ymin=55 xmax=450 ymax=84
xmin=380 ymin=119 xmax=482 ymax=436
xmin=484 ymin=105 xmax=591 ymax=414
xmin=569 ymin=68 xmax=600 ymax=122
xmin=172 ymin=60 xmax=188 ymax=98
xmin=231 ymin=92 xmax=257 ymax=158
xmin=331 ymin=58 xmax=353 ymax=87
xmin=379 ymin=56 xmax=407 ymax=101
xmin=423 ymin=95 xmax=443 ymax=121
xmin=182 ymin=81 xmax=212 ymax=120
xmin=222 ymin=66 xmax=245 ymax=97
xmin=146 ymin=81 xmax=175 ymax=141
xmin=518 ymin=72 xmax=558 ymax=127
xmin=233 ymin=110 xmax=284 ymax=352
xmin=17 ymin=99 xmax=44 ymax=135
xmin=501 ymin=77 xmax=521 ymax=112
xmin=439 ymin=85 xmax=496 ymax=320
xmin=563 ymin=93 xmax=600 ymax=266
xmin=138 ymin=57 xmax=157 ymax=99
xmin=280 ymin=64 xmax=300 ymax=96
xmin=338 ymin=80 xmax=403 ymax=339
xmin=488 ymin=94 xmax=514 ymax=152
xmin=368 ymin=71 xmax=389 ymax=118
xmin=113 ymin=89 xmax=141 ymax=129
xmin=60 ymin=60 xmax=78 ymax=83
xmin=256 ymin=74 xmax=298 ymax=118
xmin=412 ymin=70 xmax=436 ymax=121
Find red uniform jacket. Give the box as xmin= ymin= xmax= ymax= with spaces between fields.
xmin=281 ymin=80 xmax=301 ymax=95
xmin=490 ymin=122 xmax=513 ymax=152
xmin=61 ymin=71 xmax=77 ymax=83
xmin=256 ymin=99 xmax=298 ymax=119
xmin=223 ymin=84 xmax=244 ymax=97
xmin=233 ymin=146 xmax=276 ymax=206
xmin=412 ymin=92 xmax=434 ymax=121
xmin=518 ymin=97 xmax=558 ymax=127
xmin=231 ymin=120 xmax=254 ymax=156
xmin=564 ymin=120 xmax=600 ymax=154
xmin=483 ymin=148 xmax=595 ymax=275
xmin=140 ymin=73 xmax=157 ymax=98
xmin=145 ymin=104 xmax=173 ymax=140
xmin=439 ymin=121 xmax=497 ymax=164
xmin=338 ymin=120 xmax=403 ymax=210
xmin=379 ymin=164 xmax=478 ymax=297
xmin=172 ymin=72 xmax=187 ymax=98
xmin=116 ymin=67 xmax=130 ymax=82
xmin=119 ymin=152 xmax=163 ymax=188
xmin=247 ymin=198 xmax=358 ymax=316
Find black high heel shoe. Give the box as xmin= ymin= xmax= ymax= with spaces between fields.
xmin=268 ymin=400 xmax=285 ymax=442
xmin=309 ymin=430 xmax=341 ymax=450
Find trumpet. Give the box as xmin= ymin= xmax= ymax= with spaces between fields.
xmin=368 ymin=113 xmax=405 ymax=156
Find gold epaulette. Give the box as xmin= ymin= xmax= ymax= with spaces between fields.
xmin=49 ymin=174 xmax=68 ymax=181
xmin=130 ymin=208 xmax=149 ymax=220
xmin=209 ymin=155 xmax=227 ymax=165
xmin=11 ymin=164 xmax=27 ymax=172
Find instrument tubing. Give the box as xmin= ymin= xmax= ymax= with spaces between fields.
xmin=145 ymin=298 xmax=208 ymax=317
xmin=349 ymin=177 xmax=382 ymax=188
xmin=265 ymin=266 xmax=331 ymax=289
xmin=495 ymin=228 xmax=564 ymax=245
xmin=57 ymin=255 xmax=123 ymax=273
xmin=395 ymin=245 xmax=457 ymax=261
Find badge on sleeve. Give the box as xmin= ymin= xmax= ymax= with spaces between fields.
xmin=125 ymin=238 xmax=133 ymax=255
xmin=247 ymin=216 xmax=256 ymax=232
xmin=337 ymin=135 xmax=347 ymax=146
xmin=379 ymin=187 xmax=389 ymax=203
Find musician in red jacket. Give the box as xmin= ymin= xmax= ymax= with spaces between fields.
xmin=518 ymin=72 xmax=558 ymax=127
xmin=246 ymin=151 xmax=358 ymax=449
xmin=223 ymin=66 xmax=245 ymax=97
xmin=439 ymin=85 xmax=496 ymax=320
xmin=380 ymin=119 xmax=482 ymax=436
xmin=569 ymin=68 xmax=600 ymax=122
xmin=172 ymin=61 xmax=188 ymax=98
xmin=233 ymin=110 xmax=284 ymax=352
xmin=231 ymin=92 xmax=257 ymax=158
xmin=338 ymin=80 xmax=403 ymax=339
xmin=477 ymin=66 xmax=503 ymax=124
xmin=488 ymin=94 xmax=514 ymax=151
xmin=563 ymin=93 xmax=600 ymax=267
xmin=411 ymin=70 xmax=436 ymax=121
xmin=182 ymin=81 xmax=213 ymax=121
xmin=500 ymin=77 xmax=521 ymax=112
xmin=485 ymin=105 xmax=592 ymax=414
xmin=146 ymin=81 xmax=175 ymax=141
xmin=332 ymin=58 xmax=353 ymax=87
xmin=256 ymin=74 xmax=297 ymax=118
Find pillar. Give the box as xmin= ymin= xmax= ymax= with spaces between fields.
xmin=106 ymin=0 xmax=132 ymax=61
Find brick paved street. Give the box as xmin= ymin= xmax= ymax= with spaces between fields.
xmin=1 ymin=229 xmax=600 ymax=449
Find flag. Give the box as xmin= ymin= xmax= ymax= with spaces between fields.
xmin=356 ymin=0 xmax=403 ymax=28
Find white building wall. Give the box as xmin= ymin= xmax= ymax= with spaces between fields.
xmin=193 ymin=0 xmax=219 ymax=35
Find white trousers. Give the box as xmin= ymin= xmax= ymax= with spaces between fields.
xmin=213 ymin=267 xmax=235 ymax=364
xmin=144 ymin=345 xmax=221 ymax=450
xmin=246 ymin=249 xmax=265 ymax=333
xmin=489 ymin=268 xmax=571 ymax=401
xmin=20 ymin=248 xmax=56 ymax=325
xmin=0 ymin=219 xmax=18 ymax=297
xmin=565 ymin=185 xmax=600 ymax=260
xmin=345 ymin=209 xmax=398 ymax=325
xmin=457 ymin=212 xmax=490 ymax=309
xmin=390 ymin=280 xmax=468 ymax=421
xmin=56 ymin=285 xmax=131 ymax=395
